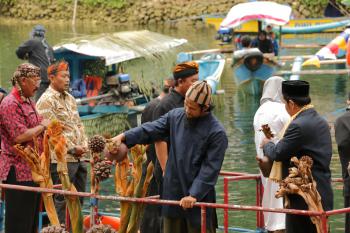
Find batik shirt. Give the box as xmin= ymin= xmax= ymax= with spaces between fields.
xmin=0 ymin=88 xmax=43 ymax=181
xmin=36 ymin=86 xmax=88 ymax=162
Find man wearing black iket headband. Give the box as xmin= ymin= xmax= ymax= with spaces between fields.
xmin=16 ymin=25 xmax=55 ymax=101
xmin=258 ymin=80 xmax=333 ymax=233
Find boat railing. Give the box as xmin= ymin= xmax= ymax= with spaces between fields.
xmin=0 ymin=173 xmax=343 ymax=233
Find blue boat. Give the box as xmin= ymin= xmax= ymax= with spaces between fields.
xmin=53 ymin=30 xmax=187 ymax=136
xmin=177 ymin=52 xmax=225 ymax=94
xmin=232 ymin=49 xmax=277 ymax=95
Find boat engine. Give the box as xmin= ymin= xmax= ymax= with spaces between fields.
xmin=215 ymin=27 xmax=233 ymax=44
xmin=106 ymin=73 xmax=140 ymax=100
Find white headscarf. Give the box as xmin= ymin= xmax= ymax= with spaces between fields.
xmin=260 ymin=76 xmax=285 ymax=105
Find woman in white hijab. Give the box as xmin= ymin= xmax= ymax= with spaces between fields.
xmin=253 ymin=76 xmax=290 ymax=233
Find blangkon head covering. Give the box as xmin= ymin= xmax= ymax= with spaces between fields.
xmin=185 ymin=80 xmax=212 ymax=106
xmin=173 ymin=61 xmax=199 ymax=80
xmin=47 ymin=60 xmax=69 ymax=76
xmin=12 ymin=63 xmax=40 ymax=86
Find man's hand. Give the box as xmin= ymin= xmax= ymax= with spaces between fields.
xmin=260 ymin=137 xmax=271 ymax=148
xmin=110 ymin=133 xmax=125 ymax=153
xmin=256 ymin=155 xmax=273 ymax=177
xmin=179 ymin=196 xmax=197 ymax=209
xmin=74 ymin=146 xmax=87 ymax=157
xmin=40 ymin=119 xmax=50 ymax=128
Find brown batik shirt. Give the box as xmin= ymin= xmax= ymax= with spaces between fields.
xmin=36 ymin=86 xmax=88 ymax=162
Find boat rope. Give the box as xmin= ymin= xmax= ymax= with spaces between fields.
xmin=329 ymin=0 xmax=350 ymax=17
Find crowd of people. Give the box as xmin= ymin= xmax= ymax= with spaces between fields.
xmin=1 ymin=24 xmax=350 ymax=233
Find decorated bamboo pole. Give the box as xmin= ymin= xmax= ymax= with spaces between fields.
xmin=46 ymin=120 xmax=83 ymax=233
xmin=14 ymin=134 xmax=60 ymax=226
xmin=275 ymin=69 xmax=350 ymax=76
xmin=289 ymin=59 xmax=346 ymax=66
xmin=107 ymin=142 xmax=153 ymax=233
xmin=87 ymin=135 xmax=110 ymax=227
xmin=276 ymin=156 xmax=325 ymax=233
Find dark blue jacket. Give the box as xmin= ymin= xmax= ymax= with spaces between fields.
xmin=124 ymin=108 xmax=228 ymax=228
xmin=263 ymin=108 xmax=333 ymax=233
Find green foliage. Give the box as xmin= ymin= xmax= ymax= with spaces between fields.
xmin=82 ymin=60 xmax=106 ymax=77
xmin=0 ymin=0 xmax=15 ymax=4
xmin=81 ymin=0 xmax=125 ymax=8
xmin=300 ymin=0 xmax=328 ymax=6
xmin=24 ymin=0 xmax=126 ymax=8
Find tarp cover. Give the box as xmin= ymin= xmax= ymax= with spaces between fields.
xmin=220 ymin=1 xmax=292 ymax=29
xmin=54 ymin=30 xmax=187 ymax=66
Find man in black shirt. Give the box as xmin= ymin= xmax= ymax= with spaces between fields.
xmin=139 ymin=62 xmax=198 ymax=233
xmin=16 ymin=25 xmax=55 ymax=100
xmin=152 ymin=61 xmax=199 ymax=173
xmin=140 ymin=77 xmax=174 ymax=233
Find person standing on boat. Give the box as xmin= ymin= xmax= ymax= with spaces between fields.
xmin=140 ymin=76 xmax=175 ymax=233
xmin=334 ymin=92 xmax=350 ymax=233
xmin=268 ymin=32 xmax=279 ymax=56
xmin=36 ymin=60 xmax=88 ymax=224
xmin=253 ymin=76 xmax=289 ymax=233
xmin=258 ymin=80 xmax=333 ymax=233
xmin=251 ymin=30 xmax=274 ymax=54
xmin=0 ymin=63 xmax=50 ymax=233
xmin=111 ymin=80 xmax=228 ymax=233
xmin=16 ymin=25 xmax=55 ymax=101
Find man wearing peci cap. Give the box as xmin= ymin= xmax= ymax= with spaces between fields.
xmin=258 ymin=80 xmax=333 ymax=233
xmin=112 ymin=81 xmax=228 ymax=233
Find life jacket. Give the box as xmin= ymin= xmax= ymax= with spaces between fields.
xmin=84 ymin=75 xmax=103 ymax=106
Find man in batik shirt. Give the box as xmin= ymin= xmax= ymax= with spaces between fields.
xmin=36 ymin=60 xmax=88 ymax=224
xmin=0 ymin=63 xmax=49 ymax=233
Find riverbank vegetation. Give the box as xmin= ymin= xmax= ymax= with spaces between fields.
xmin=0 ymin=0 xmax=349 ymax=26
xmin=0 ymin=0 xmax=126 ymax=8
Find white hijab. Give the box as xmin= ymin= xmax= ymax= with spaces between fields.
xmin=260 ymin=76 xmax=285 ymax=105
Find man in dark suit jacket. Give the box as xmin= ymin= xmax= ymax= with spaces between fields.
xmin=335 ymin=93 xmax=350 ymax=233
xmin=259 ymin=80 xmax=333 ymax=233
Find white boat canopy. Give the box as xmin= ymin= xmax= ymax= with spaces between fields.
xmin=54 ymin=30 xmax=187 ymax=66
xmin=220 ymin=1 xmax=292 ymax=29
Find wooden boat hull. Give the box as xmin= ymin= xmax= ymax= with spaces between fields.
xmin=233 ymin=60 xmax=276 ymax=95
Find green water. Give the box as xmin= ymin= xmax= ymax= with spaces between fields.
xmin=0 ymin=21 xmax=348 ymax=232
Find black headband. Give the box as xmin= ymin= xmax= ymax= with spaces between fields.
xmin=173 ymin=68 xmax=198 ymax=80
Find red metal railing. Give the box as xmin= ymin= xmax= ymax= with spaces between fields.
xmin=223 ymin=174 xmax=263 ymax=233
xmin=0 ymin=173 xmax=344 ymax=233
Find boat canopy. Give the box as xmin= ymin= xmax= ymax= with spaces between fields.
xmin=220 ymin=1 xmax=292 ymax=29
xmin=54 ymin=30 xmax=187 ymax=66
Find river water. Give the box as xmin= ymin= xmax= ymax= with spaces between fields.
xmin=0 ymin=21 xmax=348 ymax=232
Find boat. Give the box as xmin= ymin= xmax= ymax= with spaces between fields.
xmin=233 ymin=49 xmax=277 ymax=95
xmin=219 ymin=2 xmax=291 ymax=95
xmin=176 ymin=52 xmax=226 ymax=94
xmin=53 ymin=30 xmax=187 ymax=136
xmin=203 ymin=1 xmax=350 ymax=34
